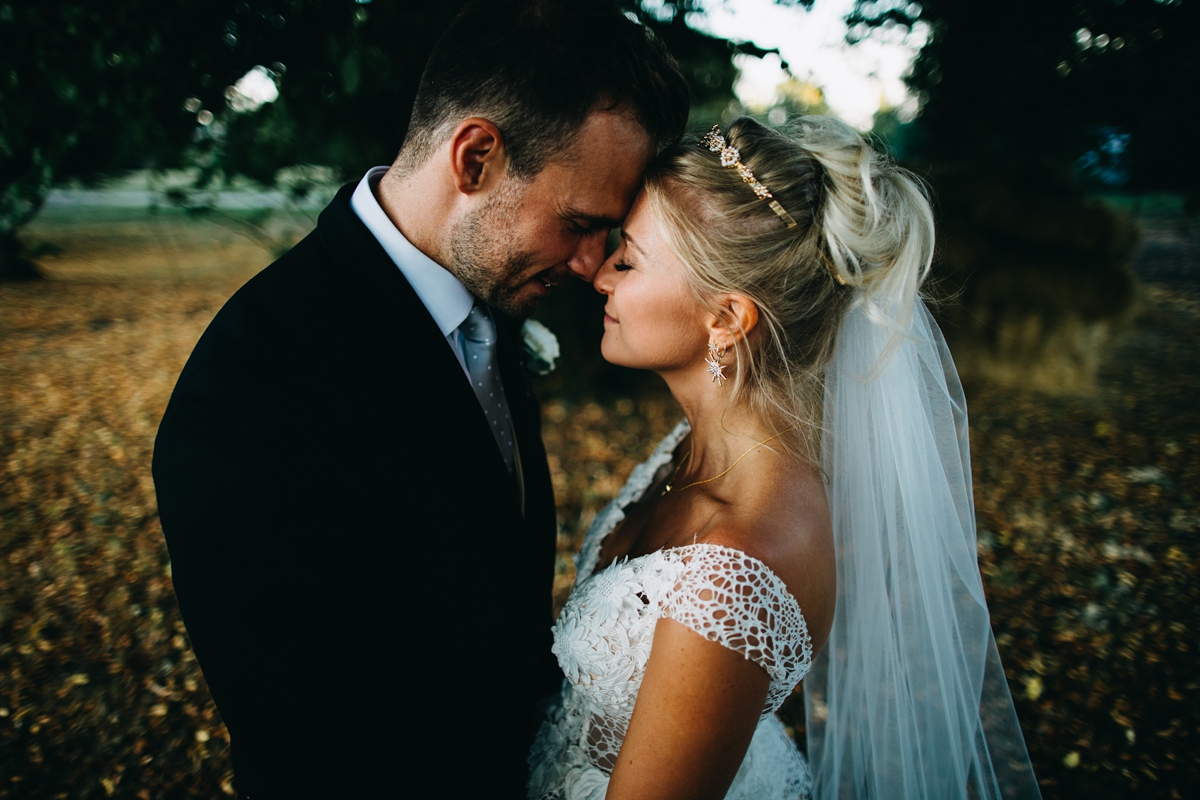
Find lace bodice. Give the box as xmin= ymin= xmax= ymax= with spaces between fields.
xmin=529 ymin=420 xmax=814 ymax=800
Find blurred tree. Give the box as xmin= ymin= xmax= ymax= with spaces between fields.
xmin=206 ymin=1 xmax=748 ymax=182
xmin=0 ymin=0 xmax=218 ymax=279
xmin=848 ymin=0 xmax=1198 ymax=195
xmin=765 ymin=78 xmax=832 ymax=127
xmin=190 ymin=2 xmax=465 ymax=189
xmin=1 ymin=0 xmax=797 ymax=280
xmin=847 ymin=0 xmax=1193 ymax=390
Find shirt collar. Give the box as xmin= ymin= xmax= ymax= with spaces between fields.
xmin=350 ymin=166 xmax=474 ymax=337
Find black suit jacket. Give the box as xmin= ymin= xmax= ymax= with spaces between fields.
xmin=153 ymin=183 xmax=561 ymax=798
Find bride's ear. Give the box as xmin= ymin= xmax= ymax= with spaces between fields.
xmin=706 ymin=293 xmax=759 ymax=346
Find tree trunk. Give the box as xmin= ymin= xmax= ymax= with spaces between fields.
xmin=0 ymin=230 xmax=43 ymax=281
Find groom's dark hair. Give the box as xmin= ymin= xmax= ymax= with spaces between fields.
xmin=396 ymin=0 xmax=689 ymax=177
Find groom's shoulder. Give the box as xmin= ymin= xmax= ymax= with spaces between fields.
xmin=240 ymin=230 xmax=337 ymax=308
xmin=238 ymin=189 xmax=354 ymax=300
xmin=211 ymin=186 xmax=371 ymax=335
xmin=201 ymin=232 xmax=340 ymax=349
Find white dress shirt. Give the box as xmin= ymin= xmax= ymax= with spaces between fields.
xmin=350 ymin=167 xmax=526 ymax=508
xmin=350 ymin=166 xmax=474 ymax=375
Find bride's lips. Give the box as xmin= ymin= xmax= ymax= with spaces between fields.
xmin=603 ymin=307 xmax=618 ymax=325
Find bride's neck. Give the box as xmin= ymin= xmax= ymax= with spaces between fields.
xmin=663 ymin=370 xmax=774 ymax=475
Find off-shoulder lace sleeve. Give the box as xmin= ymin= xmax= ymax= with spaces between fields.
xmin=654 ymin=544 xmax=813 ymax=714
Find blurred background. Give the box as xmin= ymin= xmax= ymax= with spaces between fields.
xmin=1 ymin=0 xmax=1197 ymax=797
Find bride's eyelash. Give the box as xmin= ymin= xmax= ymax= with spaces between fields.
xmin=614 ymin=260 xmax=633 ymax=272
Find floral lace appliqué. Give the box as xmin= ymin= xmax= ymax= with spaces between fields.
xmin=529 ymin=419 xmax=814 ymax=800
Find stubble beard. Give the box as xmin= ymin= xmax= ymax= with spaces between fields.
xmin=447 ymin=180 xmax=538 ymax=319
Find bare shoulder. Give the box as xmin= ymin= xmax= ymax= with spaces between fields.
xmin=698 ymin=456 xmax=837 ymax=653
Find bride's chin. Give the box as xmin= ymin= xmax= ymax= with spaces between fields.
xmin=599 ymin=337 xmax=628 ymax=367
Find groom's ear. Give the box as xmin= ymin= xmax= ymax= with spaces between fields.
xmin=448 ymin=118 xmax=507 ymax=195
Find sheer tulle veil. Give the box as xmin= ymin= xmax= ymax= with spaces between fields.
xmin=805 ymin=296 xmax=1041 ymax=799
xmin=639 ymin=113 xmax=1040 ymax=797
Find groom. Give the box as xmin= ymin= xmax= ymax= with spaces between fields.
xmin=152 ymin=1 xmax=687 ymax=797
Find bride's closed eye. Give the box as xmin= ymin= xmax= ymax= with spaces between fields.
xmin=614 ymin=260 xmax=634 ymax=272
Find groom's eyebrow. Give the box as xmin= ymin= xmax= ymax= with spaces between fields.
xmin=565 ymin=209 xmax=622 ymax=230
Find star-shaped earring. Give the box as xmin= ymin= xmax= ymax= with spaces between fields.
xmin=705 ymin=341 xmax=728 ymax=386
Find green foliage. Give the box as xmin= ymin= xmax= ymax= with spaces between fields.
xmin=640 ymin=7 xmax=742 ymax=130
xmin=926 ymin=165 xmax=1141 ymax=390
xmin=207 ymin=1 xmax=755 ymax=180
xmin=196 ymin=2 xmax=467 ymax=186
xmin=760 ymin=79 xmax=832 ymax=130
xmin=0 ymin=1 xmax=238 ymax=204
xmin=848 ymin=1 xmax=1191 ymax=388
xmin=868 ymin=107 xmax=919 ymax=162
xmin=1 ymin=0 xmax=793 ymax=279
xmin=849 ymin=0 xmax=1199 ymax=192
xmin=0 ymin=0 xmax=227 ymax=277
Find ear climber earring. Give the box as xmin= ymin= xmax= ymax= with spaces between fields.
xmin=705 ymin=341 xmax=728 ymax=386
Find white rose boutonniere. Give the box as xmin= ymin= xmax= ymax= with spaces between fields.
xmin=521 ymin=318 xmax=560 ymax=375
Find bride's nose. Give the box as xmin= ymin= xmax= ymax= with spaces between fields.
xmin=593 ymin=252 xmax=620 ymax=295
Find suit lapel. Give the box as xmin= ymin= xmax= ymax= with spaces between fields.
xmin=314 ymin=184 xmax=533 ymax=542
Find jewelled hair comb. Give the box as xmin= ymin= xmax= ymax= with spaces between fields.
xmin=700 ymin=124 xmax=798 ymax=229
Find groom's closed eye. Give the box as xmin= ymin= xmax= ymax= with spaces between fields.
xmin=568 ymin=220 xmax=603 ymax=235
xmin=564 ymin=210 xmax=621 ymax=236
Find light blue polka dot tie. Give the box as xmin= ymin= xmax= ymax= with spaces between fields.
xmin=459 ymin=303 xmax=517 ymax=476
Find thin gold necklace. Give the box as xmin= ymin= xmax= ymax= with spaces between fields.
xmin=662 ymin=426 xmax=796 ymax=496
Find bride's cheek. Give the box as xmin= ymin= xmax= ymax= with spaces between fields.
xmin=599 ymin=330 xmax=622 ymax=362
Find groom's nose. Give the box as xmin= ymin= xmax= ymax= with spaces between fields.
xmin=566 ymin=230 xmax=609 ymax=282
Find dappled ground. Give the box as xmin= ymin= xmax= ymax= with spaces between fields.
xmin=1 ymin=211 xmax=1197 ymax=797
xmin=965 ymin=283 xmax=1200 ymax=796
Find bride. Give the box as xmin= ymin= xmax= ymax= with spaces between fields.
xmin=527 ymin=117 xmax=1041 ymax=800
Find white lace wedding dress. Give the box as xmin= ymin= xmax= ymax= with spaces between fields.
xmin=528 ymin=420 xmax=814 ymax=800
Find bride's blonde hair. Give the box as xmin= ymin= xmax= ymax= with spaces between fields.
xmin=643 ymin=115 xmax=935 ymax=465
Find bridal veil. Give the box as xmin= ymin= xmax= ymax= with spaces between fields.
xmin=806 ymin=297 xmax=1042 ymax=799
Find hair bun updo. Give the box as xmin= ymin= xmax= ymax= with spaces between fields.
xmin=643 ymin=115 xmax=935 ymax=466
